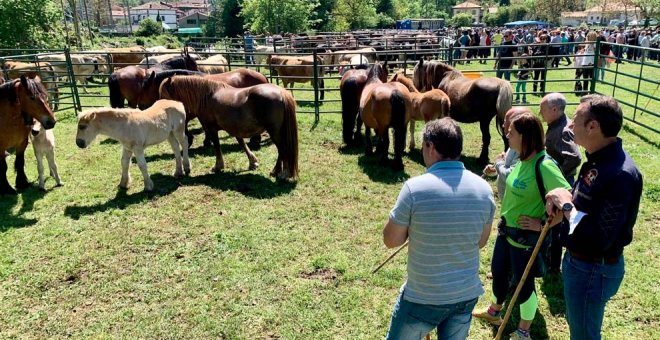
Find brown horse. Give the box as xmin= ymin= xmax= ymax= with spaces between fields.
xmin=0 ymin=76 xmax=56 ymax=195
xmin=359 ymin=63 xmax=412 ymax=170
xmin=105 ymin=46 xmax=147 ymax=71
xmin=108 ymin=56 xmax=199 ymax=108
xmin=413 ymin=59 xmax=512 ymax=163
xmin=159 ymin=76 xmax=299 ymax=181
xmin=268 ymin=55 xmax=325 ymax=100
xmin=389 ymin=71 xmax=451 ymax=150
xmin=339 ymin=64 xmax=387 ymax=146
xmin=137 ymin=68 xmax=269 ymax=148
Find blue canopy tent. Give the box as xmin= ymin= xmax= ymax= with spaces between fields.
xmin=504 ymin=21 xmax=549 ymax=28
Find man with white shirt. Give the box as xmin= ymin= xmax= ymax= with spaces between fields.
xmin=545 ymin=94 xmax=643 ymax=340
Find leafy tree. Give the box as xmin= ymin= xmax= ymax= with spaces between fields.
xmin=135 ymin=18 xmax=161 ymax=37
xmin=377 ymin=12 xmax=397 ymax=28
xmin=0 ymin=0 xmax=64 ymax=49
xmin=241 ymin=0 xmax=319 ymax=34
xmin=378 ymin=0 xmax=396 ymax=17
xmin=311 ymin=0 xmax=336 ymax=31
xmin=450 ymin=12 xmax=474 ymax=27
xmin=221 ymin=0 xmax=245 ymax=37
xmin=330 ymin=0 xmax=378 ymax=30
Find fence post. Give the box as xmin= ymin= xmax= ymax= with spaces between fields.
xmin=64 ymin=47 xmax=82 ymax=111
xmin=448 ymin=44 xmax=453 ymax=65
xmin=312 ymin=50 xmax=320 ymax=124
xmin=591 ymin=40 xmax=600 ymax=94
xmin=227 ymin=52 xmax=232 ymax=71
xmin=632 ymin=54 xmax=644 ymax=122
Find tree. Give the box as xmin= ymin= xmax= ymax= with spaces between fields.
xmin=134 ymin=18 xmax=161 ymax=37
xmin=0 ymin=0 xmax=64 ymax=49
xmin=241 ymin=0 xmax=319 ymax=34
xmin=330 ymin=0 xmax=378 ymax=31
xmin=221 ymin=0 xmax=245 ymax=37
xmin=311 ymin=0 xmax=336 ymax=31
xmin=378 ymin=0 xmax=396 ymax=17
xmin=450 ymin=12 xmax=473 ymax=27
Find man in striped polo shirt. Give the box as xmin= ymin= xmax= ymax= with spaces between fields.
xmin=383 ymin=118 xmax=496 ymax=340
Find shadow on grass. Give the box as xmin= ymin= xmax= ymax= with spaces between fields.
xmin=0 ymin=188 xmax=43 ymax=232
xmin=64 ymin=171 xmax=295 ymax=220
xmin=540 ymin=271 xmax=566 ymax=316
xmin=357 ymin=154 xmax=410 ymax=184
xmin=623 ymin=124 xmax=660 ymax=149
xmin=144 ymin=137 xmax=274 ymax=164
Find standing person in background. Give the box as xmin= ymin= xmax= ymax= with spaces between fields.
xmin=615 ymin=29 xmax=626 ymax=63
xmin=515 ymin=54 xmax=531 ymax=104
xmin=597 ymin=33 xmax=612 ymax=80
xmin=459 ymin=30 xmax=471 ymax=65
xmin=493 ymin=29 xmax=504 ymax=47
xmin=639 ymin=31 xmax=650 ymax=61
xmin=578 ymin=31 xmax=598 ymax=94
xmin=531 ymin=34 xmax=549 ymax=96
xmin=574 ymin=30 xmax=585 ymax=54
xmin=626 ymin=29 xmax=637 ymax=60
xmin=561 ymin=32 xmax=572 ymax=65
xmin=545 ymin=94 xmax=643 ymax=340
xmin=482 ymin=107 xmax=531 ymax=200
xmin=479 ymin=29 xmax=489 ymax=64
xmin=473 ymin=112 xmax=571 ymax=340
xmin=495 ymin=30 xmax=516 ymax=81
xmin=384 ymin=118 xmax=495 ymax=340
xmin=244 ymin=31 xmax=255 ymax=65
xmin=539 ymin=93 xmax=582 ymax=273
xmin=550 ymin=30 xmax=562 ymax=68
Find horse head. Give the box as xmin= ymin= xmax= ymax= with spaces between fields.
xmin=16 ymin=75 xmax=55 ymax=130
xmin=75 ymin=110 xmax=99 ymax=148
xmin=413 ymin=59 xmax=425 ymax=91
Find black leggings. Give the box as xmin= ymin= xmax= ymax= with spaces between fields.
xmin=491 ymin=234 xmax=538 ymax=305
xmin=533 ymin=68 xmax=546 ymax=94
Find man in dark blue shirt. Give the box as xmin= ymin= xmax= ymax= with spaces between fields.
xmin=545 ymin=94 xmax=643 ymax=340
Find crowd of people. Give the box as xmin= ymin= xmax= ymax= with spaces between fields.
xmin=381 ymin=93 xmax=643 ymax=340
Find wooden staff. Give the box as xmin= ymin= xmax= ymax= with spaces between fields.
xmin=372 ymin=241 xmax=408 ymax=274
xmin=494 ymin=219 xmax=553 ymax=340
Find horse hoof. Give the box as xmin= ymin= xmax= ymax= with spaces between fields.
xmin=0 ymin=187 xmax=17 ymax=195
xmin=248 ymin=163 xmax=259 ymax=171
xmin=15 ymin=181 xmax=30 ymax=191
xmin=392 ymin=161 xmax=405 ymax=172
xmin=210 ymin=166 xmax=223 ymax=174
xmin=39 ymin=186 xmax=46 ymax=192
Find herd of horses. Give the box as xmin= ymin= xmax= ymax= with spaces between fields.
xmin=1 ymin=43 xmax=513 ymax=194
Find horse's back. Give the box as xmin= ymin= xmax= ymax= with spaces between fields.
xmin=442 ymin=77 xmax=505 ymax=123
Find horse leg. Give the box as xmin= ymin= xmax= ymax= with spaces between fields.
xmin=478 ymin=118 xmax=491 ymax=165
xmin=133 ymin=148 xmax=153 ymax=192
xmin=35 ymin=149 xmax=46 ymax=190
xmin=0 ymin=154 xmax=17 ymax=195
xmin=167 ymin=133 xmax=184 ymax=178
xmin=408 ymin=120 xmax=416 ymax=151
xmin=45 ymin=148 xmax=62 ymax=187
xmin=354 ymin=114 xmax=364 ymax=146
xmin=364 ymin=126 xmax=373 ymax=155
xmin=207 ymin=128 xmax=225 ymax=173
xmin=377 ymin=128 xmax=390 ymax=167
xmin=119 ymin=147 xmax=132 ymax=189
xmin=185 ymin=119 xmax=194 ymax=148
xmin=14 ymin=146 xmax=30 ymax=191
xmin=247 ymin=135 xmax=261 ymax=151
xmin=267 ymin=130 xmax=284 ymax=178
xmin=236 ymin=137 xmax=259 ymax=171
xmin=393 ymin=123 xmax=407 ymax=171
xmin=174 ymin=126 xmax=191 ymax=176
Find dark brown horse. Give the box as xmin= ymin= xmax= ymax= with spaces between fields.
xmin=359 ymin=62 xmax=412 ymax=170
xmin=0 ymin=76 xmax=56 ymax=195
xmin=137 ymin=68 xmax=269 ymax=148
xmin=339 ymin=64 xmax=387 ymax=146
xmin=159 ymin=76 xmax=299 ymax=181
xmin=108 ymin=56 xmax=199 ymax=108
xmin=413 ymin=59 xmax=512 ymax=163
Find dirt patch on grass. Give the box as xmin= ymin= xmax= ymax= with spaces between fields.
xmin=299 ymin=268 xmax=339 ymax=281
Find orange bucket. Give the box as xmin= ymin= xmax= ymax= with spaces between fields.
xmin=463 ymin=72 xmax=482 ymax=80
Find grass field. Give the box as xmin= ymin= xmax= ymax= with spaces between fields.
xmin=1 ymin=57 xmax=659 ymax=339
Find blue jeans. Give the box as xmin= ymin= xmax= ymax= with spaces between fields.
xmin=562 ymin=252 xmax=624 ymax=340
xmin=496 ymin=69 xmax=511 ymax=81
xmin=386 ymin=292 xmax=478 ymax=340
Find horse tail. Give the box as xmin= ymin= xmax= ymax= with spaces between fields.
xmin=390 ymin=89 xmax=407 ymax=161
xmin=495 ymin=80 xmax=513 ymax=137
xmin=108 ymin=73 xmax=124 ymax=108
xmin=280 ymin=90 xmax=299 ymax=180
xmin=340 ymin=78 xmax=359 ymax=145
xmin=442 ymin=95 xmax=451 ymax=118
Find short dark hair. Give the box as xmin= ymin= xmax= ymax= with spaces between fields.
xmin=579 ymin=94 xmax=623 ymax=137
xmin=422 ymin=118 xmax=463 ymax=159
xmin=511 ymin=113 xmax=545 ymax=160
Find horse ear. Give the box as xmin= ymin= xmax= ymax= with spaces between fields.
xmin=20 ymin=75 xmax=28 ymax=88
xmin=419 ymin=58 xmax=424 ymax=67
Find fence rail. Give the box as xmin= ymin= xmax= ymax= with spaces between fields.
xmin=0 ymin=41 xmax=657 ymax=134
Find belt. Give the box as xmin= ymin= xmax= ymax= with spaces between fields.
xmin=569 ymin=250 xmax=620 ymax=265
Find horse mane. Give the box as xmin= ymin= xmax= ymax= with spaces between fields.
xmin=145 ymin=69 xmax=205 ymax=88
xmin=155 ymin=55 xmax=198 ymax=71
xmin=366 ymin=63 xmax=386 ymax=84
xmin=354 ymin=64 xmax=369 ymax=70
xmin=77 ymin=107 xmax=138 ymax=121
xmin=163 ymin=76 xmax=227 ymax=114
xmin=0 ymin=79 xmax=18 ymax=103
xmin=420 ymin=60 xmax=458 ymax=91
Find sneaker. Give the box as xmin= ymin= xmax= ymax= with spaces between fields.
xmin=522 ymin=99 xmax=529 ymax=104
xmin=472 ymin=308 xmax=503 ymax=326
xmin=509 ymin=330 xmax=532 ymax=340
xmin=514 ymin=99 xmax=520 ymax=103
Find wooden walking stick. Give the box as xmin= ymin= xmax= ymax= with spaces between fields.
xmin=494 ymin=219 xmax=553 ymax=340
xmin=372 ymin=241 xmax=408 ymax=274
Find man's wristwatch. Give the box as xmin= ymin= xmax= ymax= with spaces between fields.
xmin=562 ymin=202 xmax=574 ymax=212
